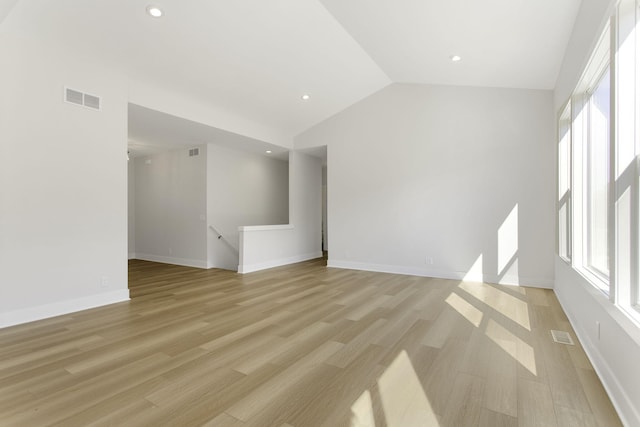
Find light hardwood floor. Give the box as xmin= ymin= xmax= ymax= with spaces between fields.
xmin=0 ymin=258 xmax=622 ymax=426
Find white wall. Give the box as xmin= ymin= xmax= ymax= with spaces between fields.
xmin=129 ymin=81 xmax=293 ymax=149
xmin=296 ymin=83 xmax=555 ymax=287
xmin=128 ymin=158 xmax=135 ymax=259
xmin=289 ymin=151 xmax=323 ymax=257
xmin=0 ymin=0 xmax=296 ymax=327
xmin=134 ymin=146 xmax=208 ymax=268
xmin=238 ymin=151 xmax=322 ymax=273
xmin=207 ymin=144 xmax=289 ymax=270
xmin=0 ymin=13 xmax=129 ymax=327
xmin=0 ymin=0 xmax=19 ymax=25
xmin=322 ymin=166 xmax=328 ymax=251
xmin=553 ymin=0 xmax=640 ymax=424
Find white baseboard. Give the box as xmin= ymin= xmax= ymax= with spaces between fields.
xmin=238 ymin=251 xmax=323 ymax=274
xmin=0 ymin=289 xmax=130 ymax=329
xmin=134 ymin=253 xmax=208 ymax=269
xmin=128 ymin=252 xmax=136 ymax=260
xmin=327 ymin=259 xmax=553 ymax=289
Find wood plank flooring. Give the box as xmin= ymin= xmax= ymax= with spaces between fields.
xmin=0 ymin=259 xmax=622 ymax=426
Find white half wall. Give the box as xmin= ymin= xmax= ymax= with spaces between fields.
xmin=134 ymin=146 xmax=208 ymax=268
xmin=0 ymin=12 xmax=129 ymax=327
xmin=237 ymin=151 xmax=323 ymax=273
xmin=206 ymin=144 xmax=289 ymax=270
xmin=238 ymin=225 xmax=296 ymax=273
xmin=295 ymin=83 xmax=555 ymax=288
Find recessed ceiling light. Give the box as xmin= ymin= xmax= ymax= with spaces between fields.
xmin=450 ymin=55 xmax=462 ymax=62
xmin=146 ymin=5 xmax=163 ymax=18
xmin=301 ymin=94 xmax=310 ymax=101
xmin=266 ymin=150 xmax=272 ymax=154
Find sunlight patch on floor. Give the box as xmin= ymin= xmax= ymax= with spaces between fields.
xmin=458 ymin=282 xmax=531 ymax=331
xmin=350 ymin=350 xmax=440 ymax=427
xmin=445 ymin=292 xmax=483 ymax=327
xmin=377 ymin=350 xmax=439 ymax=427
xmin=485 ymin=319 xmax=537 ymax=376
xmin=349 ymin=390 xmax=375 ymax=427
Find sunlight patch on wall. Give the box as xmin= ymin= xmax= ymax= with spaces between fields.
xmin=445 ymin=293 xmax=483 ymax=327
xmin=498 ymin=204 xmax=519 ymax=276
xmin=463 ymin=253 xmax=483 ymax=282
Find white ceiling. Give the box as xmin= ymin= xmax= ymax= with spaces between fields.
xmin=5 ymin=0 xmax=582 ymax=150
xmin=319 ymin=0 xmax=583 ymax=90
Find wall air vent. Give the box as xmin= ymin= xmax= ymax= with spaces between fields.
xmin=65 ymin=88 xmax=83 ymax=106
xmin=189 ymin=148 xmax=200 ymax=157
xmin=64 ymin=87 xmax=101 ymax=111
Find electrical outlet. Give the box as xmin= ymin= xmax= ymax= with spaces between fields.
xmin=426 ymin=256 xmax=434 ymax=265
xmin=168 ymin=247 xmax=173 ymax=255
xmin=100 ymin=276 xmax=109 ymax=288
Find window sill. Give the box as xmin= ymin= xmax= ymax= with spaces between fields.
xmin=619 ymin=304 xmax=640 ymax=330
xmin=575 ymin=265 xmax=610 ymax=297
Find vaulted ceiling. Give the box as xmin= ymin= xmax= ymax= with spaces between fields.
xmin=3 ymin=0 xmax=582 ymax=146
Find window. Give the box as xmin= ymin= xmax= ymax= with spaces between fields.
xmin=585 ymin=67 xmax=611 ymax=282
xmin=558 ymin=101 xmax=572 ymax=261
xmin=558 ymin=0 xmax=640 ymax=322
xmin=569 ymin=23 xmax=612 ymax=293
xmin=615 ymin=0 xmax=640 ymax=316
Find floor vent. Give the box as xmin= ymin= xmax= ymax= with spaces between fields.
xmin=551 ymin=330 xmax=574 ymax=345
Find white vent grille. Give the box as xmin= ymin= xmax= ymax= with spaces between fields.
xmin=189 ymin=148 xmax=200 ymax=157
xmin=550 ymin=330 xmax=574 ymax=345
xmin=83 ymin=93 xmax=100 ymax=110
xmin=65 ymin=88 xmax=83 ymax=106
xmin=64 ymin=87 xmax=101 ymax=110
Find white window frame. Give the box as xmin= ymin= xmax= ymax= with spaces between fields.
xmin=561 ymin=0 xmax=640 ymax=327
xmin=570 ymin=22 xmax=613 ymax=295
xmin=614 ymin=0 xmax=640 ymax=320
xmin=558 ymin=100 xmax=572 ymax=263
xmin=584 ymin=64 xmax=613 ymax=288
